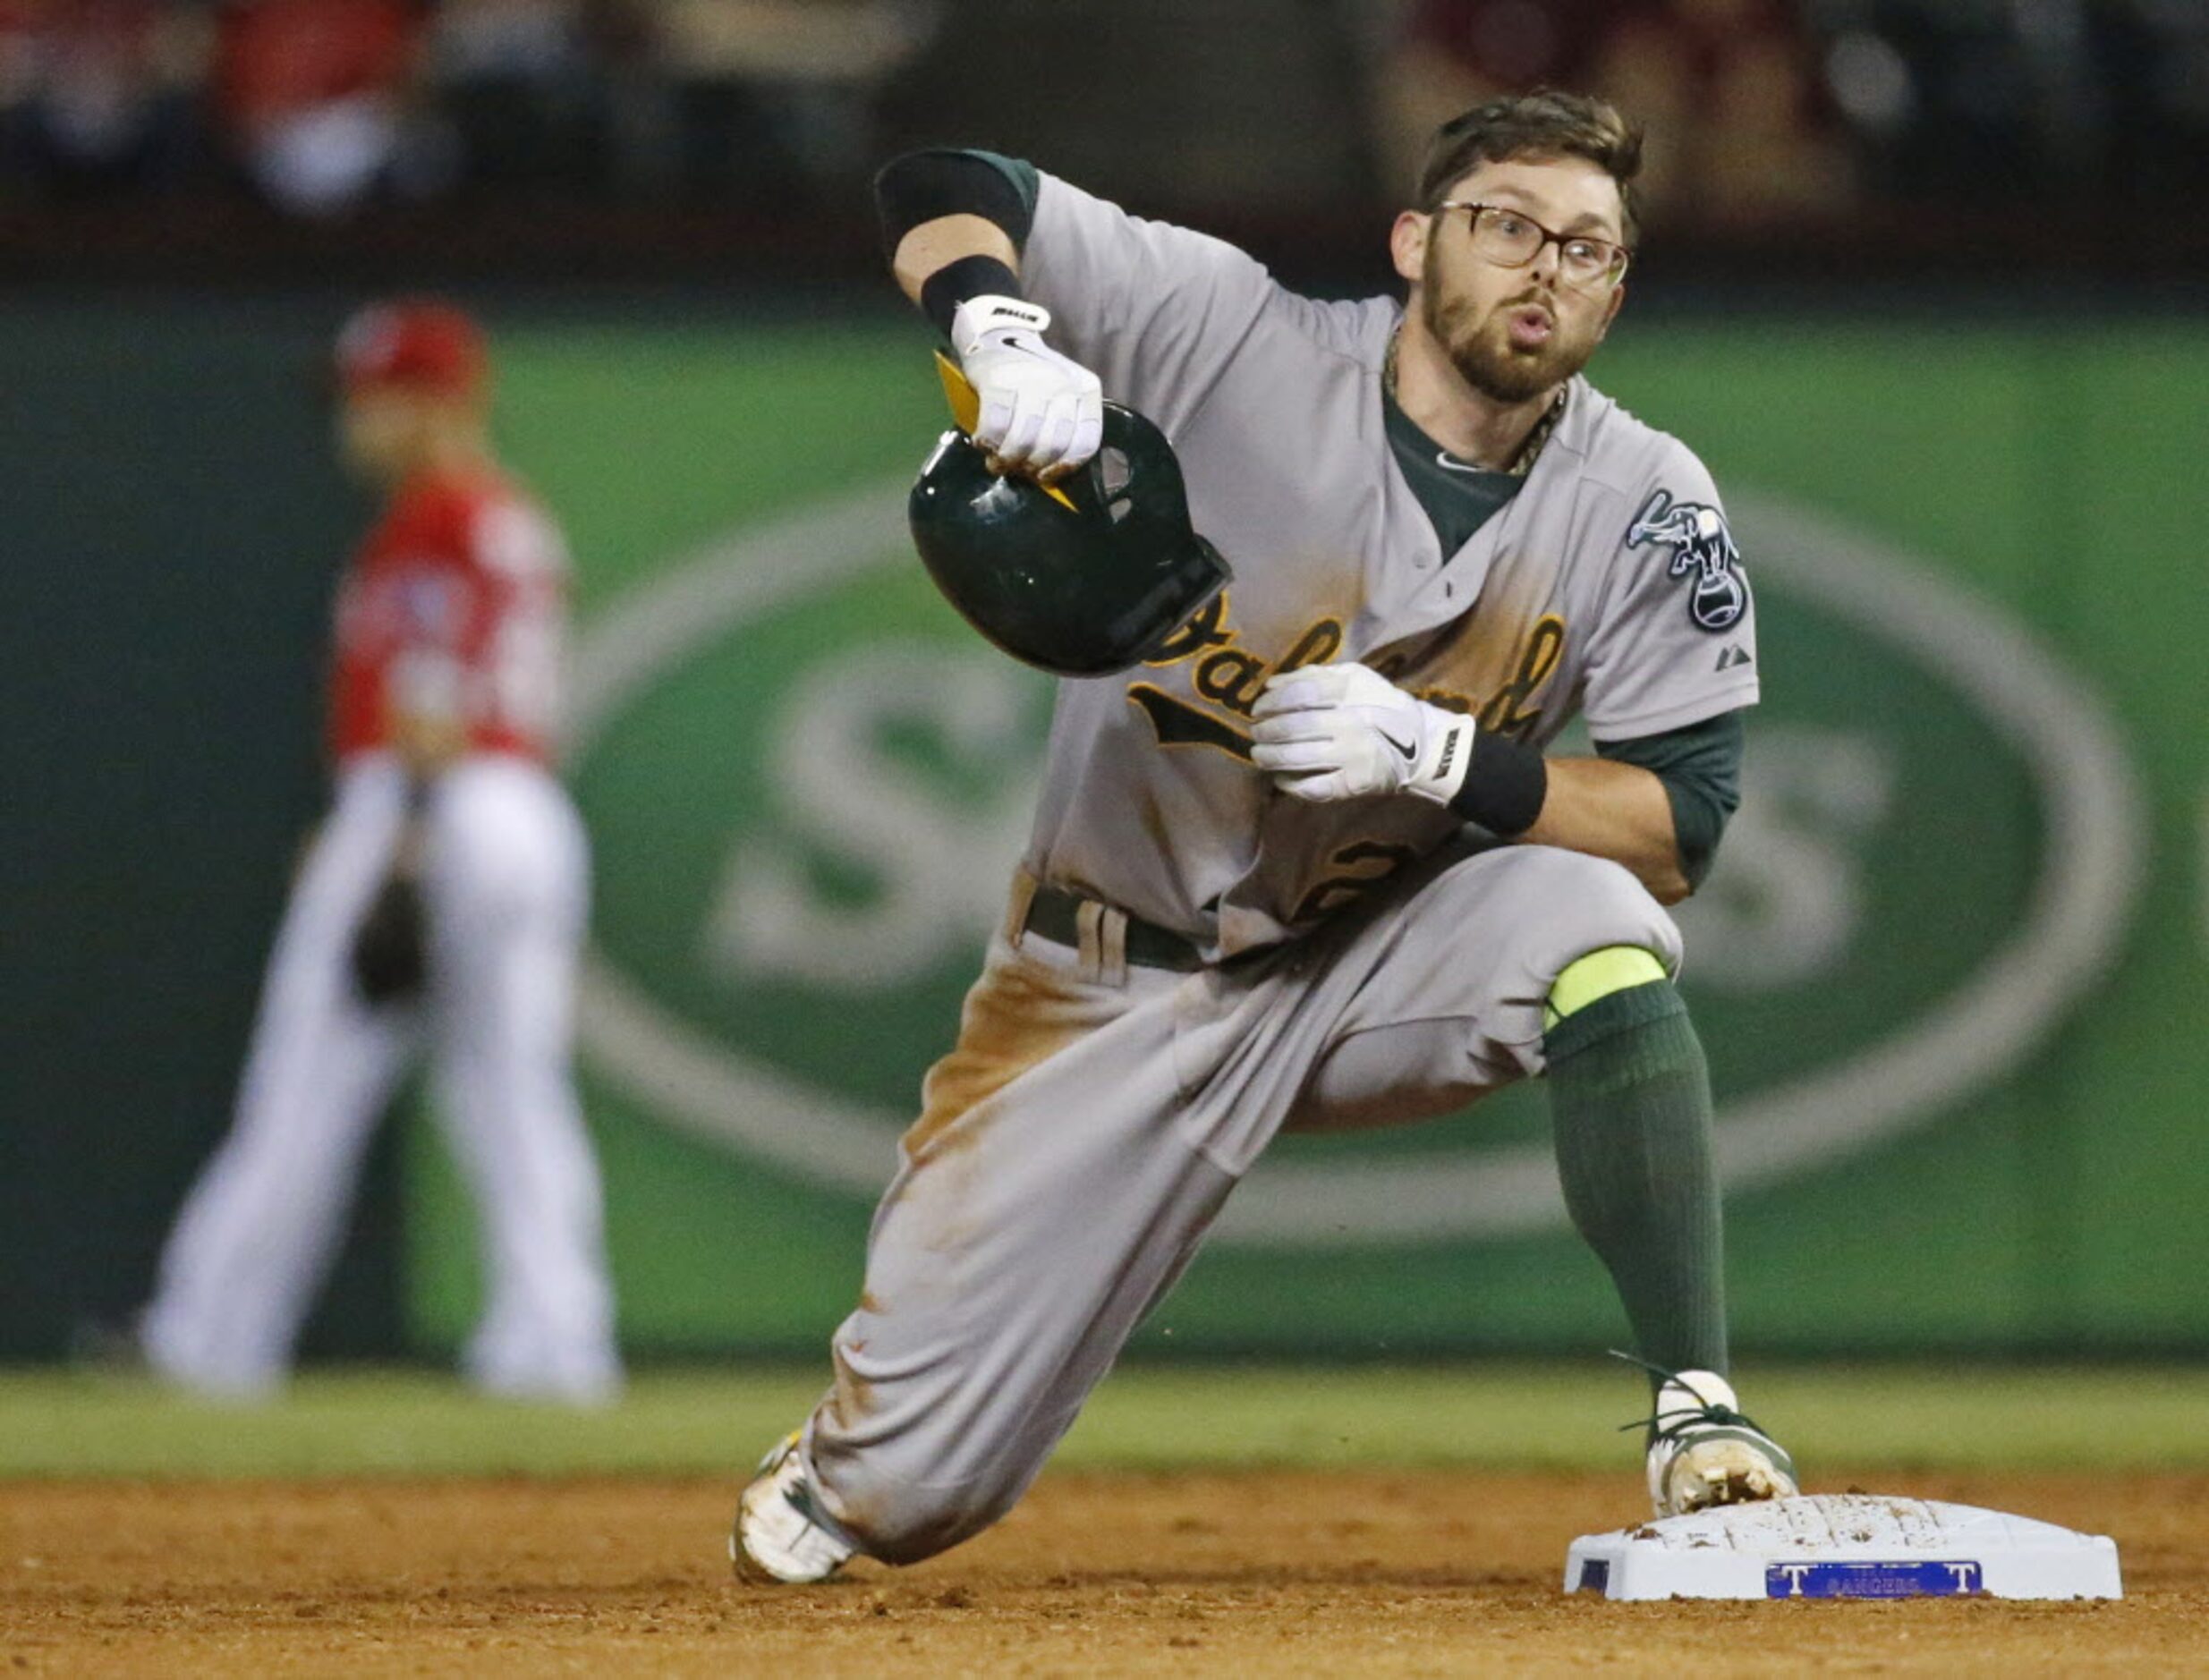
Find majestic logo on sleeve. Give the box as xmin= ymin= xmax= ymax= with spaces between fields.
xmin=1628 ymin=489 xmax=1749 ymax=632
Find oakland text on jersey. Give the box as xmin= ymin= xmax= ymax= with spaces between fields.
xmin=1131 ymin=593 xmax=1569 ymax=761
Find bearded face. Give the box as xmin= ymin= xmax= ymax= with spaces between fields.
xmin=1420 ymin=230 xmax=1613 ymax=402
xmin=1408 ymin=158 xmax=1627 ymax=405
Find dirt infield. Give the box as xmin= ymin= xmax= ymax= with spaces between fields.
xmin=5 ymin=1470 xmax=2205 ymax=1675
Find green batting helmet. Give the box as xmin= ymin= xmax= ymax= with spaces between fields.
xmin=906 ymin=403 xmax=1232 ymax=678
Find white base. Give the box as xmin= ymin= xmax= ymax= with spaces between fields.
xmin=1565 ymin=1494 xmax=2121 ymax=1601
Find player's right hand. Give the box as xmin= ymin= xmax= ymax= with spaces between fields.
xmin=950 ymin=294 xmax=1104 ymax=482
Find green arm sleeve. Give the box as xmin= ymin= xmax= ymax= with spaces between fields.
xmin=968 ymin=150 xmax=1041 ymax=221
xmin=874 ymin=148 xmax=1041 ymax=254
xmin=1593 ymin=709 xmax=1746 ymax=891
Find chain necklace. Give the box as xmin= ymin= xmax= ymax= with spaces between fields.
xmin=1384 ymin=326 xmax=1566 ymax=478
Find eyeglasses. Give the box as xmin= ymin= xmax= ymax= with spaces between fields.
xmin=1434 ymin=201 xmax=1631 ymax=293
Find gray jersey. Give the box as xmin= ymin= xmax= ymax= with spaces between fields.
xmin=1012 ymin=173 xmax=1760 ymax=959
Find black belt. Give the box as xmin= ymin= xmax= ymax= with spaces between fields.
xmin=1023 ymin=884 xmax=1205 ymax=972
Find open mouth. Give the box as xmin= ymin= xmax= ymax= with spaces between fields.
xmin=1506 ymin=303 xmax=1555 ymax=350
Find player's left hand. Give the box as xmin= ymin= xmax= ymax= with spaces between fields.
xmin=350 ymin=861 xmax=427 ymax=1005
xmin=1252 ymin=662 xmax=1476 ymax=805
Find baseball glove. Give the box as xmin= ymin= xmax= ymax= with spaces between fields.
xmin=350 ymin=863 xmax=427 ymax=1005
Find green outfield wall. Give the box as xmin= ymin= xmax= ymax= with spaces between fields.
xmin=401 ymin=313 xmax=2209 ymax=1358
xmin=1 ymin=300 xmax=405 ymax=1359
xmin=4 ymin=299 xmax=2202 ymax=1362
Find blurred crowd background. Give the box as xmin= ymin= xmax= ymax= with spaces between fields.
xmin=3 ymin=0 xmax=2204 ymax=283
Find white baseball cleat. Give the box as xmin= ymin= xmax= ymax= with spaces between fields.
xmin=730 ymin=1431 xmax=859 ymax=1584
xmin=1644 ymin=1369 xmax=1798 ymax=1518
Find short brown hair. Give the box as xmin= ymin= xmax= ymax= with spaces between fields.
xmin=1417 ymin=89 xmax=1644 ymax=243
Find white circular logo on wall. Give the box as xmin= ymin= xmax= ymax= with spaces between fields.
xmin=568 ymin=483 xmax=2146 ymax=1247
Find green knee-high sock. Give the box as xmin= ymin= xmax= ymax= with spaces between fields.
xmin=1544 ymin=978 xmax=1727 ymax=1379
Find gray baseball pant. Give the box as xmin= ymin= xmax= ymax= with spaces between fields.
xmin=802 ymin=841 xmax=1682 ymax=1562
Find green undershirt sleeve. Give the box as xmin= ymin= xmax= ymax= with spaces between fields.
xmin=1593 ymin=709 xmax=1746 ymax=892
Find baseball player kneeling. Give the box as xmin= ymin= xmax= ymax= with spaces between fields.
xmin=735 ymin=91 xmax=1793 ymax=1582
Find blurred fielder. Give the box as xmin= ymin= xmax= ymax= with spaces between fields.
xmin=139 ymin=300 xmax=621 ymax=1404
xmin=735 ymin=90 xmax=1796 ymax=1582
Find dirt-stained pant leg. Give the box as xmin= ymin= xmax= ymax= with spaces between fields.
xmin=1285 ymin=844 xmax=1684 ymax=1135
xmin=804 ymin=929 xmax=1231 ymax=1565
xmin=806 ymin=844 xmax=1674 ymax=1565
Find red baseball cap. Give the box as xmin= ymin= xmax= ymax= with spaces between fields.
xmin=335 ymin=298 xmax=489 ymax=399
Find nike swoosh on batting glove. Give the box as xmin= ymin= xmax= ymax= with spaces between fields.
xmin=951 ymin=294 xmax=1105 ymax=481
xmin=1250 ymin=662 xmax=1476 ymax=804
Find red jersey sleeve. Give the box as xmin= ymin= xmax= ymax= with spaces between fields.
xmin=328 ymin=468 xmax=569 ymax=764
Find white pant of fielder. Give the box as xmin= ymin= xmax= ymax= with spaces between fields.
xmin=141 ymin=753 xmax=621 ymax=1402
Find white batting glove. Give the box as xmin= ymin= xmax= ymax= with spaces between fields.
xmin=1251 ymin=663 xmax=1476 ymax=805
xmin=950 ymin=294 xmax=1104 ymax=480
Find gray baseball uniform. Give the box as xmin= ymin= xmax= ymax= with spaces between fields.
xmin=803 ymin=169 xmax=1760 ymax=1563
